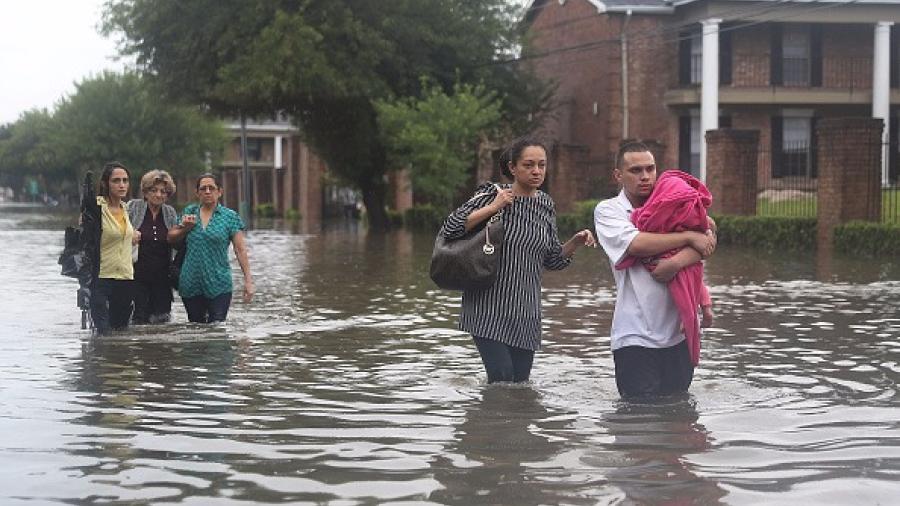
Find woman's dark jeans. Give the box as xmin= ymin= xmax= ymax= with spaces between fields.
xmin=90 ymin=278 xmax=134 ymax=335
xmin=182 ymin=292 xmax=232 ymax=323
xmin=473 ymin=336 xmax=535 ymax=383
xmin=132 ymin=278 xmax=173 ymax=324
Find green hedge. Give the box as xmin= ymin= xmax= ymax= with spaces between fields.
xmin=834 ymin=220 xmax=900 ymax=256
xmin=713 ymin=215 xmax=817 ymax=250
xmin=254 ymin=203 xmax=276 ymax=218
xmin=385 ymin=209 xmax=405 ymax=228
xmin=404 ymin=204 xmax=445 ymax=230
xmin=557 ymin=199 xmax=599 ymax=237
xmin=396 ymin=199 xmax=899 ymax=257
xmin=556 ymin=204 xmax=819 ymax=250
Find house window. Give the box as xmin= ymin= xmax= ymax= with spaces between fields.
xmin=245 ymin=138 xmax=264 ymax=161
xmin=690 ymin=35 xmax=702 ymax=84
xmin=678 ymin=27 xmax=702 ymax=86
xmin=782 ymin=25 xmax=810 ymax=86
xmin=690 ymin=115 xmax=702 ymax=172
xmin=679 ymin=112 xmax=732 ymax=176
xmin=781 ymin=117 xmax=812 ymax=177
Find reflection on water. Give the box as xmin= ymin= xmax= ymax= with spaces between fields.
xmin=0 ymin=210 xmax=898 ymax=504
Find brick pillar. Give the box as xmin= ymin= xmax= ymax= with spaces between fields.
xmin=476 ymin=139 xmax=500 ymax=183
xmin=390 ymin=168 xmax=413 ymax=212
xmin=816 ymin=117 xmax=883 ymax=246
xmin=303 ymin=151 xmax=324 ymax=229
xmin=282 ymin=137 xmax=294 ymax=218
xmin=549 ymin=143 xmax=590 ymax=213
xmin=706 ymin=129 xmax=759 ymax=216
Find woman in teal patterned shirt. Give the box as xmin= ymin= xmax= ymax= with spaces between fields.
xmin=167 ymin=173 xmax=254 ymax=322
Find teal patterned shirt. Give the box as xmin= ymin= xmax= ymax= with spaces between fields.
xmin=178 ymin=203 xmax=245 ymax=299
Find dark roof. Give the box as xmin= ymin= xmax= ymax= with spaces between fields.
xmin=524 ymin=0 xmax=670 ymax=25
xmin=526 ymin=0 xmax=900 ymax=21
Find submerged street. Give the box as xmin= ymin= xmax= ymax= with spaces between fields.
xmin=1 ymin=208 xmax=899 ymax=504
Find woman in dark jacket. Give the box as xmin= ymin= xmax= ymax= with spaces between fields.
xmin=439 ymin=137 xmax=596 ymax=383
xmin=127 ymin=170 xmax=179 ymax=324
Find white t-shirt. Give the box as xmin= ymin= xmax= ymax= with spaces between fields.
xmin=594 ymin=190 xmax=685 ymax=350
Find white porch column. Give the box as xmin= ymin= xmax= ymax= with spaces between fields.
xmin=873 ymin=21 xmax=893 ymax=186
xmin=274 ymin=135 xmax=283 ymax=168
xmin=273 ymin=135 xmax=282 ymax=213
xmin=700 ymin=18 xmax=722 ymax=183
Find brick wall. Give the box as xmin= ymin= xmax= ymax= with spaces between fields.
xmin=732 ymin=24 xmax=773 ymax=87
xmin=528 ymin=1 xmax=672 ymax=198
xmin=816 ymin=117 xmax=883 ymax=245
xmin=548 ymin=143 xmax=591 ymax=213
xmin=529 ymin=0 xmax=613 ymax=154
xmin=822 ymin=24 xmax=872 ymax=89
xmin=706 ymin=129 xmax=759 ymax=215
xmin=730 ymin=23 xmax=872 ymax=89
xmin=730 ymin=110 xmax=774 ymax=189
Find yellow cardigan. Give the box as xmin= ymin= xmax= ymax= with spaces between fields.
xmin=97 ymin=196 xmax=134 ymax=280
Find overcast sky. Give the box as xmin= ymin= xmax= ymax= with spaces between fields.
xmin=1 ymin=0 xmax=533 ymax=126
xmin=0 ymin=0 xmax=129 ymax=125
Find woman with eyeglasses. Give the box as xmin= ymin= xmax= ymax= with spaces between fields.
xmin=127 ymin=170 xmax=178 ymax=324
xmin=167 ymin=173 xmax=254 ymax=323
xmin=90 ymin=162 xmax=137 ymax=335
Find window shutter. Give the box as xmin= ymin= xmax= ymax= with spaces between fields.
xmin=679 ymin=31 xmax=692 ymax=85
xmin=720 ymin=25 xmax=733 ymax=85
xmin=890 ymin=116 xmax=898 ymax=181
xmin=770 ymin=24 xmax=783 ymax=86
xmin=810 ymin=116 xmax=819 ymax=178
xmin=810 ymin=24 xmax=823 ymax=87
xmin=679 ymin=116 xmax=692 ymax=171
xmin=771 ymin=116 xmax=784 ymax=177
xmin=891 ymin=25 xmax=899 ymax=88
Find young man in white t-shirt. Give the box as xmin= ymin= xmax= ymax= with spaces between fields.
xmin=594 ymin=142 xmax=716 ymax=398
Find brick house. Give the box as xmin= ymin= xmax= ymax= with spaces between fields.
xmin=171 ymin=118 xmax=326 ymax=226
xmin=524 ymin=0 xmax=900 ymax=209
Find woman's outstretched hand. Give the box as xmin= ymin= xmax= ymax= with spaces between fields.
xmin=572 ymin=229 xmax=597 ymax=249
xmin=563 ymin=229 xmax=597 ymax=258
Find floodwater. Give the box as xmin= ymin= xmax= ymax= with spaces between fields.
xmin=1 ymin=208 xmax=899 ymax=505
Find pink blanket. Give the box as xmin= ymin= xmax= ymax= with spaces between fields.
xmin=616 ymin=170 xmax=712 ymax=365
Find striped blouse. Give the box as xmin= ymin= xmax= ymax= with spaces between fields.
xmin=439 ymin=182 xmax=571 ymax=350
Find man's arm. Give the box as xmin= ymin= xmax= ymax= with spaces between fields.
xmin=627 ymin=230 xmax=714 ymax=258
xmin=648 ymin=226 xmax=717 ymax=283
xmin=649 ymin=247 xmax=703 ymax=283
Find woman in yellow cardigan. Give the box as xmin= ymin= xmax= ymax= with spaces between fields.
xmin=90 ymin=162 xmax=137 ymax=335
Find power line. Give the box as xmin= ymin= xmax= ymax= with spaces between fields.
xmin=483 ymin=0 xmax=859 ymax=68
xmin=523 ymin=0 xmax=794 ymax=38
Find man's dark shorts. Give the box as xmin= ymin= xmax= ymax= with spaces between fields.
xmin=613 ymin=339 xmax=694 ymax=398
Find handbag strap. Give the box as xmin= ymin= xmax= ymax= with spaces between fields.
xmin=470 ymin=183 xmax=503 ymax=201
xmin=474 ymin=184 xmax=503 ymax=255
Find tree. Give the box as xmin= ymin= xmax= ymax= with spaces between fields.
xmin=376 ymin=81 xmax=502 ymax=207
xmin=0 ymin=109 xmax=61 ymax=198
xmin=103 ymin=0 xmax=550 ymax=230
xmin=52 ymin=71 xmax=226 ymax=178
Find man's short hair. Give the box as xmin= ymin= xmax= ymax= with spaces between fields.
xmin=614 ymin=141 xmax=652 ymax=171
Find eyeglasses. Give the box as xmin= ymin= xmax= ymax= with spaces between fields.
xmin=198 ymin=185 xmax=218 ymax=192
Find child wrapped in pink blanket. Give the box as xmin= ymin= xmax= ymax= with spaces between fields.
xmin=616 ymin=170 xmax=713 ymax=365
